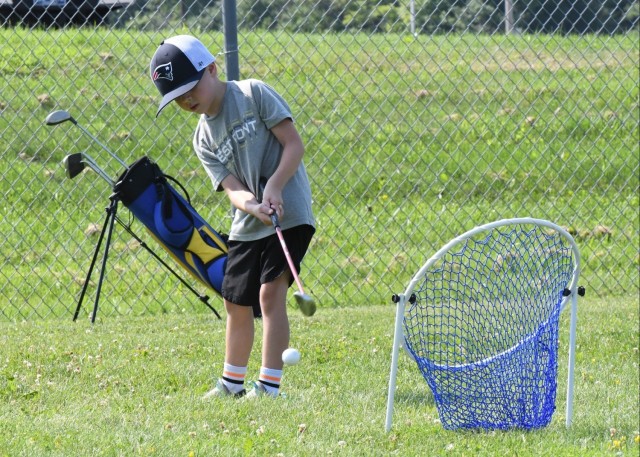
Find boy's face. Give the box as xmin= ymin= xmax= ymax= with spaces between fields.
xmin=175 ymin=64 xmax=218 ymax=115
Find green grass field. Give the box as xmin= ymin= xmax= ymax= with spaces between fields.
xmin=0 ymin=28 xmax=638 ymax=455
xmin=0 ymin=29 xmax=638 ymax=319
xmin=0 ymin=296 xmax=638 ymax=456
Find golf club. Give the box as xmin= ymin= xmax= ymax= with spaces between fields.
xmin=63 ymin=152 xmax=115 ymax=187
xmin=62 ymin=152 xmax=85 ymax=179
xmin=45 ymin=110 xmax=129 ymax=170
xmin=269 ymin=210 xmax=316 ymax=317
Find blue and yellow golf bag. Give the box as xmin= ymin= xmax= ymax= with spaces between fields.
xmin=115 ymin=156 xmax=229 ymax=302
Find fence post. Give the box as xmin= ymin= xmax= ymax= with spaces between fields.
xmin=222 ymin=0 xmax=240 ymax=81
xmin=505 ymin=0 xmax=515 ymax=34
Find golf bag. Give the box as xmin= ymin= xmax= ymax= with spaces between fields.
xmin=115 ymin=156 xmax=228 ymax=300
xmin=47 ymin=110 xmax=265 ymax=320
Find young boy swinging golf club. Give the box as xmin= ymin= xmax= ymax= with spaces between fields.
xmin=150 ymin=35 xmax=315 ymax=397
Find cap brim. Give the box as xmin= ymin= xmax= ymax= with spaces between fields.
xmin=155 ymin=69 xmax=205 ymax=117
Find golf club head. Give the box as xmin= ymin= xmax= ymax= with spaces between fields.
xmin=294 ymin=291 xmax=316 ymax=317
xmin=62 ymin=153 xmax=86 ymax=179
xmin=45 ymin=110 xmax=74 ymax=126
xmin=45 ymin=109 xmax=129 ymax=170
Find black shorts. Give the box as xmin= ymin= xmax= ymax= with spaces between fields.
xmin=221 ymin=224 xmax=315 ymax=308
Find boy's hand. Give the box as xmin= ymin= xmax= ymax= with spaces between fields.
xmin=260 ymin=181 xmax=284 ymax=224
xmin=221 ymin=174 xmax=283 ymax=226
xmin=252 ymin=202 xmax=279 ymax=226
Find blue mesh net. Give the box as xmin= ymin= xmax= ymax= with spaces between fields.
xmin=403 ymin=224 xmax=575 ymax=430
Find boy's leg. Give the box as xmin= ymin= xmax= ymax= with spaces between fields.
xmin=206 ymin=238 xmax=262 ymax=397
xmin=249 ymin=226 xmax=314 ymax=397
xmin=259 ymin=272 xmax=291 ymax=370
xmin=203 ymin=300 xmax=254 ymax=398
xmin=224 ymin=299 xmax=255 ymax=367
xmin=246 ymin=272 xmax=290 ymax=397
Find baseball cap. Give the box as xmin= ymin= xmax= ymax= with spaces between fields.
xmin=150 ymin=35 xmax=216 ymax=116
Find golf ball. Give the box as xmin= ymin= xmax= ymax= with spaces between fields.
xmin=282 ymin=348 xmax=301 ymax=365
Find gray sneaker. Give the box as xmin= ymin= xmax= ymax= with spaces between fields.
xmin=245 ymin=381 xmax=284 ymax=399
xmin=203 ymin=378 xmax=246 ymax=399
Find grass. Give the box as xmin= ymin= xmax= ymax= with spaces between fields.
xmin=0 ymin=29 xmax=638 ymax=319
xmin=0 ymin=295 xmax=638 ymax=456
xmin=0 ymin=28 xmax=637 ymax=453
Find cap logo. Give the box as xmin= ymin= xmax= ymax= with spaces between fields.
xmin=153 ymin=62 xmax=173 ymax=82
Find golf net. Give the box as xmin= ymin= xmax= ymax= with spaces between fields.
xmin=398 ymin=219 xmax=579 ymax=430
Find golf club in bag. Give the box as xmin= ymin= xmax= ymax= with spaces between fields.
xmin=45 ymin=110 xmax=259 ymax=321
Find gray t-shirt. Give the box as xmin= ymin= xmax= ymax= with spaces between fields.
xmin=193 ymin=79 xmax=315 ymax=241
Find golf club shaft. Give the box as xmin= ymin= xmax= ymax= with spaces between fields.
xmin=259 ymin=179 xmax=308 ymax=294
xmin=270 ymin=213 xmax=306 ymax=294
xmin=72 ymin=119 xmax=129 ymax=170
xmin=83 ymin=153 xmax=116 ymax=187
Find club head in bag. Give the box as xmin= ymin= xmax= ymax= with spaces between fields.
xmin=45 ymin=109 xmax=129 ymax=170
xmin=62 ymin=152 xmax=115 ymax=187
xmin=45 ymin=110 xmax=74 ymax=126
xmin=62 ymin=153 xmax=86 ymax=179
xmin=294 ymin=291 xmax=316 ymax=317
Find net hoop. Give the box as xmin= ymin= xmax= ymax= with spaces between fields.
xmin=404 ymin=217 xmax=580 ymax=313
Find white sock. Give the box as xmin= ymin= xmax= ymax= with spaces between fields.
xmin=258 ymin=367 xmax=282 ymax=397
xmin=222 ymin=363 xmax=247 ymax=394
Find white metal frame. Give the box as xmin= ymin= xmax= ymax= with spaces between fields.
xmin=385 ymin=217 xmax=581 ymax=432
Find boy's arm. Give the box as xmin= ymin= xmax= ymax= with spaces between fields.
xmin=221 ymin=174 xmax=273 ymax=225
xmin=262 ymin=118 xmax=305 ymax=212
xmin=220 ymin=118 xmax=304 ymax=225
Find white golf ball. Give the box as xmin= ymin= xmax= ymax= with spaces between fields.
xmin=282 ymin=348 xmax=301 ymax=365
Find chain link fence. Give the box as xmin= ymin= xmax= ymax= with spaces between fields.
xmin=1 ymin=0 xmax=638 ymax=320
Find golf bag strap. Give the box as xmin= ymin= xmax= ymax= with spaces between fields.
xmin=163 ymin=174 xmax=191 ymax=205
xmin=153 ymin=178 xmax=195 ymax=249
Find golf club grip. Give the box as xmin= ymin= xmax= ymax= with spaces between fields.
xmin=270 ymin=213 xmax=280 ymax=228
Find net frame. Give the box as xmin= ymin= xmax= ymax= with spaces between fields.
xmin=385 ymin=218 xmax=580 ymax=432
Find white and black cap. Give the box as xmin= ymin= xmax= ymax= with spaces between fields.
xmin=150 ymin=35 xmax=216 ymax=116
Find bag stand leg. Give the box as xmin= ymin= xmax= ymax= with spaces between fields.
xmin=73 ymin=194 xmax=119 ymax=324
xmin=116 ymin=222 xmax=221 ymax=319
xmin=72 ymin=194 xmax=222 ymax=323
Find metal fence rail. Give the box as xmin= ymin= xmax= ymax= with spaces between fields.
xmin=0 ymin=0 xmax=638 ymax=320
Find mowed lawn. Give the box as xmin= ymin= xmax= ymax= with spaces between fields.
xmin=0 ymin=295 xmax=638 ymax=456
xmin=0 ymin=27 xmax=637 ymax=456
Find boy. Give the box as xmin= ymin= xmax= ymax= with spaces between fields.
xmin=150 ymin=35 xmax=315 ymax=398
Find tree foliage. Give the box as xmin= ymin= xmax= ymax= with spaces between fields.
xmin=122 ymin=0 xmax=639 ymax=34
